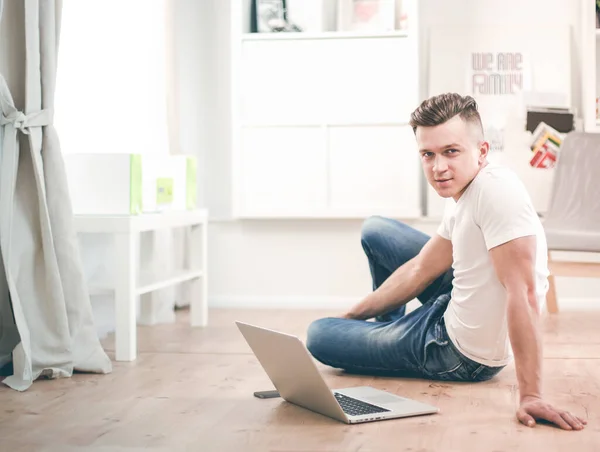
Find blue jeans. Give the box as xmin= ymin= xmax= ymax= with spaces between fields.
xmin=306 ymin=216 xmax=505 ymax=382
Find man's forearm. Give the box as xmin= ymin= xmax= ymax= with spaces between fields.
xmin=347 ymin=258 xmax=431 ymax=320
xmin=506 ymin=293 xmax=543 ymax=401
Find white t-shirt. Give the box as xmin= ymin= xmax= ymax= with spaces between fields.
xmin=437 ymin=162 xmax=549 ymax=367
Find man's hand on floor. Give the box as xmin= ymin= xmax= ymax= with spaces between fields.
xmin=517 ymin=396 xmax=587 ymax=430
xmin=337 ymin=296 xmax=376 ymax=321
xmin=337 ymin=310 xmax=366 ymax=320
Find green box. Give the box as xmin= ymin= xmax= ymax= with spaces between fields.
xmin=156 ymin=177 xmax=174 ymax=205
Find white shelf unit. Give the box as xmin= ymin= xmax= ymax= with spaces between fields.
xmin=74 ymin=210 xmax=208 ymax=361
xmin=582 ymin=0 xmax=600 ymax=132
xmin=231 ymin=0 xmax=422 ymax=220
xmin=241 ymin=30 xmax=411 ymax=41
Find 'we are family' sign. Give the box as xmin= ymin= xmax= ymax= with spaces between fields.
xmin=469 ymin=52 xmax=529 ymax=96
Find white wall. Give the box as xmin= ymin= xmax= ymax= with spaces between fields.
xmin=198 ymin=0 xmax=599 ymax=311
xmin=167 ymin=0 xmax=232 ymax=218
xmin=55 ymin=0 xmax=169 ymax=156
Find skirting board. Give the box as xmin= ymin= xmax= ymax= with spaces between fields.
xmin=209 ymin=296 xmax=358 ymax=310
xmin=209 ymin=296 xmax=599 ymax=311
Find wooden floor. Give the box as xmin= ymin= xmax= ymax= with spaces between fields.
xmin=1 ymin=308 xmax=600 ymax=451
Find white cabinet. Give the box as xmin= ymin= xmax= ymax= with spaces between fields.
xmin=240 ymin=36 xmax=417 ymax=126
xmin=231 ymin=0 xmax=421 ymax=219
xmin=238 ymin=125 xmax=420 ymax=218
xmin=239 ymin=127 xmax=327 ymax=215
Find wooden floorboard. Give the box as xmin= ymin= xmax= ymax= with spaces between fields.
xmin=1 ymin=308 xmax=600 ymax=451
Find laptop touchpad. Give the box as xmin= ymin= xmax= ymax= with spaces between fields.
xmin=364 ymin=394 xmax=406 ymax=406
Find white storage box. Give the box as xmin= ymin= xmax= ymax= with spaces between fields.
xmin=64 ymin=153 xmax=197 ymax=216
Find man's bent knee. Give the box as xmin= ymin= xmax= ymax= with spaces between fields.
xmin=360 ymin=215 xmax=388 ymax=247
xmin=306 ymin=318 xmax=330 ymax=359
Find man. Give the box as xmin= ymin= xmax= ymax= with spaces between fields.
xmin=306 ymin=93 xmax=587 ymax=431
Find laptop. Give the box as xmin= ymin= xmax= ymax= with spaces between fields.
xmin=236 ymin=321 xmax=439 ymax=424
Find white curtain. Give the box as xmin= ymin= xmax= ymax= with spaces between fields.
xmin=0 ymin=0 xmax=112 ymax=391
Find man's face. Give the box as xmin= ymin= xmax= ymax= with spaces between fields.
xmin=415 ymin=115 xmax=489 ymax=201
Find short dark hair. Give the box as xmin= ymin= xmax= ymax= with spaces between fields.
xmin=409 ymin=93 xmax=483 ymax=135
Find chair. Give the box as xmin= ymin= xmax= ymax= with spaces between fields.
xmin=542 ymin=132 xmax=600 ymax=313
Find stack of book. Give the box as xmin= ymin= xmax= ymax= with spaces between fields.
xmin=529 ymin=122 xmax=564 ymax=169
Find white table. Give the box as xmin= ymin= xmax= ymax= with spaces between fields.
xmin=73 ymin=209 xmax=208 ymax=361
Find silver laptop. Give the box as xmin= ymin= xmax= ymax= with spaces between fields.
xmin=236 ymin=321 xmax=439 ymax=424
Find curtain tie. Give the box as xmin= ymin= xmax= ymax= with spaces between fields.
xmin=0 ymin=108 xmax=53 ymax=135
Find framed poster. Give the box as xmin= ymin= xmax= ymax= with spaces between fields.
xmin=251 ymin=0 xmax=287 ymax=33
xmin=337 ymin=0 xmax=395 ymax=32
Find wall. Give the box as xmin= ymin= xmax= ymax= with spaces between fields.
xmin=55 ymin=0 xmax=169 ymax=156
xmin=167 ymin=0 xmax=232 ymax=218
xmin=202 ymin=0 xmax=599 ymax=312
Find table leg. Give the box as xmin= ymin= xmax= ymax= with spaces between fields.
xmin=114 ymin=231 xmax=137 ymax=361
xmin=189 ymin=222 xmax=207 ymax=327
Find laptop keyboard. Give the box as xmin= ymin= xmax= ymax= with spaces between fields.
xmin=334 ymin=392 xmax=390 ymax=416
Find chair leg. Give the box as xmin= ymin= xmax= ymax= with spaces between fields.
xmin=546 ymin=251 xmax=558 ymax=314
xmin=546 ymin=273 xmax=558 ymax=314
